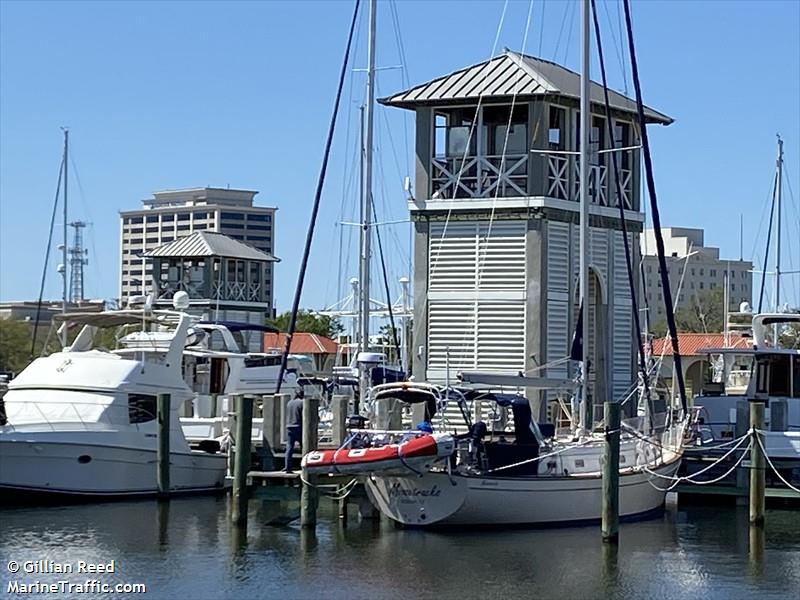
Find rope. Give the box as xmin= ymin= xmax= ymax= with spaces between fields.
xmin=755 ymin=432 xmax=800 ymax=494
xmin=276 ymin=0 xmax=361 ymax=393
xmin=31 ymin=156 xmax=65 ymax=359
xmin=645 ymin=440 xmax=751 ymax=492
xmin=757 ymin=171 xmax=779 ymax=313
xmin=643 ymin=434 xmax=751 ymax=492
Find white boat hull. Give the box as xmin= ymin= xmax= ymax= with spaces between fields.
xmin=0 ymin=435 xmax=227 ymax=499
xmin=365 ymin=458 xmax=681 ymax=526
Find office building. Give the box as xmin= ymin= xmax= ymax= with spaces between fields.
xmin=640 ymin=227 xmax=752 ymax=321
xmin=119 ymin=187 xmax=277 ymax=312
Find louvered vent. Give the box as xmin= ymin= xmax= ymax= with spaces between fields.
xmin=427 ymin=220 xmax=526 ymax=382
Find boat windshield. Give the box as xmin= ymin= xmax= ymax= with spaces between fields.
xmin=2 ymin=389 xmax=131 ymax=429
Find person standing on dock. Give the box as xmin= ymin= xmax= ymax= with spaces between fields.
xmin=284 ymin=389 xmax=304 ymax=473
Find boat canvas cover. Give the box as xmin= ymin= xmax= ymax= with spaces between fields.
xmin=3 ymin=388 xmax=118 ymax=428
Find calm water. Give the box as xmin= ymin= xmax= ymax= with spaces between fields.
xmin=1 ymin=495 xmax=798 ymax=600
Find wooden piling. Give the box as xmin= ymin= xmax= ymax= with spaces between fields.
xmin=331 ymin=394 xmax=349 ymax=446
xmin=231 ymin=395 xmax=253 ymax=526
xmin=749 ymin=400 xmax=766 ymax=527
xmin=601 ymin=401 xmax=620 ymax=543
xmin=157 ymin=393 xmax=171 ymax=498
xmin=300 ymin=395 xmax=320 ymax=528
xmin=261 ymin=394 xmax=281 ymax=471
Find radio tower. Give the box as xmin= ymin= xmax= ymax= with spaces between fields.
xmin=68 ymin=221 xmax=89 ymax=303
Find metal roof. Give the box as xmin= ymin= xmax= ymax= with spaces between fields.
xmin=143 ymin=231 xmax=278 ymax=262
xmin=378 ymin=50 xmax=673 ymax=125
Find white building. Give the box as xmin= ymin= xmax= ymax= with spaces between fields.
xmin=380 ymin=50 xmax=674 ymax=421
xmin=119 ymin=187 xmax=277 ymax=311
xmin=640 ymin=227 xmax=752 ymax=321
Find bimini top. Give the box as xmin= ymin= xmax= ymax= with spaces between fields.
xmin=53 ymin=310 xmax=171 ymax=328
xmin=379 ymin=50 xmax=673 ymax=125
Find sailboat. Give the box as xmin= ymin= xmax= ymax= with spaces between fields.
xmin=302 ymin=0 xmax=688 ymax=526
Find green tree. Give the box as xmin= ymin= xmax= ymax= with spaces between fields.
xmin=651 ymin=288 xmax=725 ymax=335
xmin=0 ymin=320 xmax=64 ymax=374
xmin=267 ymin=310 xmax=343 ymax=339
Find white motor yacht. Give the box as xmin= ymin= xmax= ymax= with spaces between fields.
xmin=0 ymin=303 xmax=228 ymax=501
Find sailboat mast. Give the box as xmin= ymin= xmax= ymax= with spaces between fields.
xmin=579 ymin=0 xmax=591 ymax=428
xmin=360 ymin=0 xmax=376 ymax=357
xmin=357 ymin=0 xmax=377 ymax=402
xmin=62 ymin=128 xmax=69 ymax=318
xmin=774 ymin=135 xmax=783 ymax=313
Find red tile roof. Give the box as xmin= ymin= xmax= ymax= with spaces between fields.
xmin=651 ymin=333 xmax=751 ymax=356
xmin=263 ymin=332 xmax=338 ymax=355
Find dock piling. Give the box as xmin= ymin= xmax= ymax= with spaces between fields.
xmin=601 ymin=401 xmax=620 ymax=543
xmin=261 ymin=394 xmax=281 ymax=471
xmin=157 ymin=393 xmax=171 ymax=498
xmin=749 ymin=400 xmax=766 ymax=526
xmin=300 ymin=394 xmax=320 ymax=528
xmin=231 ymin=395 xmax=253 ymax=526
xmin=331 ymin=394 xmax=349 ymax=446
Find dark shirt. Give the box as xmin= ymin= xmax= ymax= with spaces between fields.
xmin=286 ymin=397 xmax=303 ymax=428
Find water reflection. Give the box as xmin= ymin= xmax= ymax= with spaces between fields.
xmin=0 ymin=497 xmax=797 ymax=599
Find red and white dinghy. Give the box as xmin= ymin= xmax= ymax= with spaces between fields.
xmin=302 ymin=433 xmax=455 ymax=476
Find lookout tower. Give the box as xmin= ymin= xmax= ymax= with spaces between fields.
xmin=380 ymin=50 xmax=673 ymax=420
xmin=143 ymin=231 xmax=278 ymax=352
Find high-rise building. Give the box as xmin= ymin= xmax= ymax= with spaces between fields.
xmin=640 ymin=227 xmax=752 ymax=321
xmin=119 ymin=187 xmax=277 ymax=311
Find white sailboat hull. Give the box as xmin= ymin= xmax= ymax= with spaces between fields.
xmin=0 ymin=434 xmax=227 ymax=499
xmin=365 ymin=457 xmax=681 ymax=526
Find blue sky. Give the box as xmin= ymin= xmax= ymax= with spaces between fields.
xmin=1 ymin=0 xmax=799 ymax=312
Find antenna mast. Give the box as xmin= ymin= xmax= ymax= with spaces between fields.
xmin=68 ymin=221 xmax=89 ymax=303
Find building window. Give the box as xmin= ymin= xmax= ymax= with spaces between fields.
xmin=731 ymin=284 xmax=736 ymax=291
xmin=146 ymin=226 xmax=159 ymax=233
xmin=247 ymin=224 xmax=271 ymax=231
xmin=127 ymin=217 xmax=143 ymax=225
xmin=247 ymin=214 xmax=271 ymax=222
xmin=146 ymin=237 xmax=158 ymax=243
xmin=162 ymin=213 xmax=175 ymax=221
xmin=146 ymin=215 xmax=158 ymax=223
xmin=222 ymin=223 xmax=245 ymax=230
xmin=130 ymin=228 xmax=143 ymax=234
xmin=613 ymin=121 xmax=631 ymax=169
xmin=177 ymin=213 xmax=190 ymax=221
xmin=710 ymin=269 xmax=716 ymax=277
xmin=700 ymin=268 xmax=704 ymax=276
xmin=177 ymin=225 xmax=190 ymax=231
xmin=194 ymin=212 xmax=207 ymax=220
xmin=549 ymin=106 xmax=566 ymax=150
xmin=700 ymin=282 xmax=704 ymax=289
xmin=221 ymin=212 xmax=245 ymax=220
